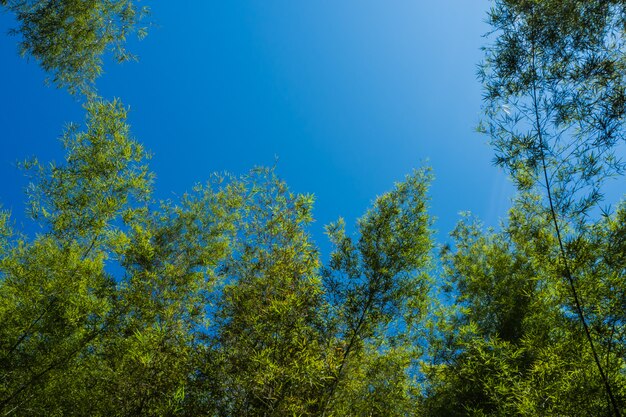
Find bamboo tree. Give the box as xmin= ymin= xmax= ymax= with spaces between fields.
xmin=480 ymin=1 xmax=626 ymax=414
xmin=421 ymin=198 xmax=626 ymax=415
xmin=1 ymin=0 xmax=149 ymax=94
xmin=320 ymin=169 xmax=433 ymax=417
xmin=0 ymin=98 xmax=152 ymax=415
xmin=196 ymin=168 xmax=328 ymax=417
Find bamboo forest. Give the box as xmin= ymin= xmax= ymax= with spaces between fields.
xmin=1 ymin=1 xmax=625 ymax=416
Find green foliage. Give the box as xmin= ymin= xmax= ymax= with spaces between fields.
xmin=320 ymin=169 xmax=433 ymax=416
xmin=24 ymin=99 xmax=152 ymax=243
xmin=480 ymin=0 xmax=626 ymax=225
xmin=86 ymin=180 xmax=240 ymax=416
xmin=2 ymin=0 xmax=149 ymax=94
xmin=479 ymin=1 xmax=626 ymax=414
xmin=0 ymin=101 xmax=435 ymax=415
xmin=421 ymin=197 xmax=626 ymax=416
xmin=202 ymin=169 xmax=328 ymax=416
xmin=0 ymin=99 xmax=240 ymax=416
xmin=0 ymin=98 xmax=150 ymax=415
xmin=2 ymin=0 xmax=626 ymax=415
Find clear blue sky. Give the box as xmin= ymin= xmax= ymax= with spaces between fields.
xmin=0 ymin=1 xmax=515 ymax=252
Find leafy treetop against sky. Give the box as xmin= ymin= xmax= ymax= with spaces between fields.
xmin=2 ymin=1 xmax=626 ymax=415
xmin=0 ymin=0 xmax=511 ymax=247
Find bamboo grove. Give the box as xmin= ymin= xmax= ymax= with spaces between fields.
xmin=1 ymin=0 xmax=625 ymax=416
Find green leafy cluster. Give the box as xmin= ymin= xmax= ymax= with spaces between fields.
xmin=0 ymin=102 xmax=433 ymax=415
xmin=1 ymin=0 xmax=149 ymax=94
xmin=421 ymin=198 xmax=626 ymax=416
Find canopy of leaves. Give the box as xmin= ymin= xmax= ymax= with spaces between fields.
xmin=1 ymin=0 xmax=626 ymax=416
xmin=0 ymin=100 xmax=435 ymax=415
xmin=1 ymin=0 xmax=148 ymax=94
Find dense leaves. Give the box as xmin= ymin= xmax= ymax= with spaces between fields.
xmin=0 ymin=104 xmax=434 ymax=415
xmin=421 ymin=198 xmax=626 ymax=416
xmin=1 ymin=0 xmax=148 ymax=94
xmin=479 ymin=0 xmax=626 ymax=414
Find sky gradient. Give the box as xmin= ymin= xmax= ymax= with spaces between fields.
xmin=0 ymin=1 xmax=515 ymax=252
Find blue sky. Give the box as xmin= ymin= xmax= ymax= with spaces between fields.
xmin=0 ymin=1 xmax=515 ymax=252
